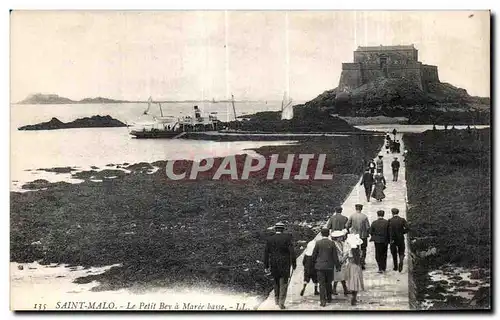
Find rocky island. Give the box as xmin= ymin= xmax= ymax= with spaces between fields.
xmin=18 ymin=115 xmax=128 ymax=130
xmin=295 ymin=45 xmax=490 ymax=125
xmin=17 ymin=93 xmax=130 ymax=104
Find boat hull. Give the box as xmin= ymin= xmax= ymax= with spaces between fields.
xmin=130 ymin=130 xmax=181 ymax=139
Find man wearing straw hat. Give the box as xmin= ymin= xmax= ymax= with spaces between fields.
xmin=264 ymin=222 xmax=297 ymax=309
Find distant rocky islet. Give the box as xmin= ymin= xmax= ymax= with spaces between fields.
xmin=18 ymin=115 xmax=128 ymax=131
xmin=17 ymin=94 xmax=130 ymax=105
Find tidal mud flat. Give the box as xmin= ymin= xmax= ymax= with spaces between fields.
xmin=404 ymin=129 xmax=491 ymax=309
xmin=11 ymin=135 xmax=383 ymax=305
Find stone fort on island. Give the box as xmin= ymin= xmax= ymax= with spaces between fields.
xmin=338 ymin=44 xmax=439 ymax=92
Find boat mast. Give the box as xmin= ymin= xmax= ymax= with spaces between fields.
xmin=158 ymin=102 xmax=164 ymax=117
xmin=231 ymin=94 xmax=237 ymax=121
xmin=281 ymin=91 xmax=286 ymax=112
xmin=144 ymin=96 xmax=153 ymax=115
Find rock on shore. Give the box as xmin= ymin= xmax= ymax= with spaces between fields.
xmin=226 ymin=105 xmax=360 ymax=133
xmin=18 ymin=115 xmax=128 ymax=130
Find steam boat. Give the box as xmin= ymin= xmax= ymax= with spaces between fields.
xmin=129 ymin=97 xmax=220 ymax=139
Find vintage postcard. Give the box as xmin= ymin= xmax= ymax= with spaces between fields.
xmin=10 ymin=10 xmax=491 ymax=311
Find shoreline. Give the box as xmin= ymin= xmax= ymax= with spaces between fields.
xmin=10 ymin=135 xmax=383 ymax=307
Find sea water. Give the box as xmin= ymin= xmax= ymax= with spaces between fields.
xmin=10 ymin=102 xmax=290 ymax=190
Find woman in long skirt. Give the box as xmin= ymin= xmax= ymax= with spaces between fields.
xmin=345 ymin=234 xmax=365 ymax=305
xmin=331 ymin=230 xmax=350 ymax=296
xmin=371 ymin=170 xmax=387 ymax=201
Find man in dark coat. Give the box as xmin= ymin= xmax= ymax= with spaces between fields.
xmin=326 ymin=206 xmax=348 ymax=231
xmin=311 ymin=228 xmax=341 ymax=307
xmin=264 ymin=222 xmax=297 ymax=309
xmin=360 ymin=168 xmax=374 ymax=202
xmin=390 ymin=140 xmax=396 ymax=153
xmin=391 ymin=157 xmax=401 ymax=182
xmin=388 ymin=208 xmax=409 ymax=272
xmin=369 ymin=210 xmax=390 ymax=273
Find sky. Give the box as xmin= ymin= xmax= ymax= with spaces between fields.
xmin=10 ymin=10 xmax=490 ymax=102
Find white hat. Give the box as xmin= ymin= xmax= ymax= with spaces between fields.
xmin=330 ymin=230 xmax=345 ymax=238
xmin=346 ymin=234 xmax=363 ymax=249
xmin=304 ymin=240 xmax=316 ymax=256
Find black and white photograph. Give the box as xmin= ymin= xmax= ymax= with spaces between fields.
xmin=9 ymin=10 xmax=491 ymax=311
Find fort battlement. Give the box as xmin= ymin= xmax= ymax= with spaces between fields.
xmin=338 ymin=44 xmax=439 ymax=92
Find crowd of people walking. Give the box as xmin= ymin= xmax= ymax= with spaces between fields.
xmin=263 ymin=134 xmax=409 ymax=309
xmin=264 ymin=203 xmax=409 ymax=308
xmin=361 ymin=154 xmax=400 ymax=202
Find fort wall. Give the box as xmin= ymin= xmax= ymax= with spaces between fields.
xmin=338 ymin=45 xmax=439 ymax=92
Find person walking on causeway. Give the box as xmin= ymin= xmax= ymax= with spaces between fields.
xmin=331 ymin=229 xmax=350 ymax=296
xmin=300 ymin=239 xmax=319 ymax=297
xmin=311 ymin=228 xmax=342 ymax=307
xmin=369 ymin=210 xmax=390 ymax=273
xmin=345 ymin=234 xmax=365 ymax=306
xmin=264 ymin=222 xmax=297 ymax=309
xmin=326 ymin=206 xmax=348 ymax=232
xmin=372 ymin=169 xmax=387 ymax=202
xmin=388 ymin=208 xmax=409 ymax=273
xmin=391 ymin=157 xmax=400 ymax=182
xmin=360 ymin=168 xmax=374 ymax=202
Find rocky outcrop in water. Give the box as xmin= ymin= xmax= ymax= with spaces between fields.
xmin=18 ymin=115 xmax=128 ymax=130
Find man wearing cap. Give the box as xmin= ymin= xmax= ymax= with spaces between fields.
xmin=369 ymin=210 xmax=390 ymax=273
xmin=311 ymin=228 xmax=342 ymax=307
xmin=264 ymin=222 xmax=297 ymax=309
xmin=391 ymin=157 xmax=401 ymax=182
xmin=388 ymin=208 xmax=409 ymax=272
xmin=346 ymin=204 xmax=370 ymax=269
xmin=326 ymin=206 xmax=348 ymax=232
xmin=376 ymin=155 xmax=384 ymax=175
